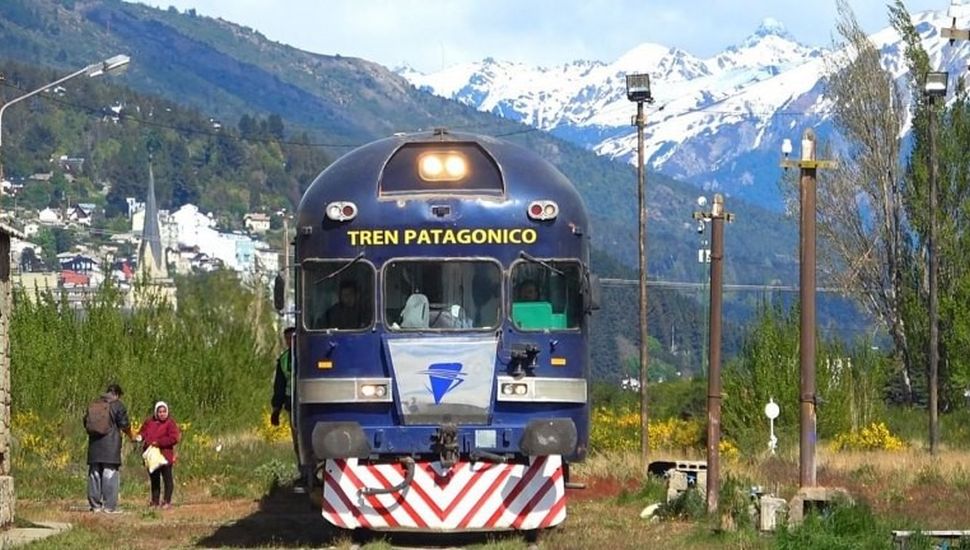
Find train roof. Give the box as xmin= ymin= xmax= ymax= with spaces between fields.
xmin=297 ymin=129 xmax=588 ymax=226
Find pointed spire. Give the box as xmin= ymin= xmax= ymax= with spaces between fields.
xmin=138 ymin=157 xmax=168 ymax=280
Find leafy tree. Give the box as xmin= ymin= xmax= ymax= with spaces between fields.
xmin=820 ymin=0 xmax=912 ymax=400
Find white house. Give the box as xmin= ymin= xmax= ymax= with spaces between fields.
xmin=38 ymin=207 xmax=62 ymax=225
xmin=244 ymin=212 xmax=271 ymax=234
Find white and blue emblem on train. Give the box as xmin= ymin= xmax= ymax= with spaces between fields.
xmin=420 ymin=362 xmax=465 ymax=404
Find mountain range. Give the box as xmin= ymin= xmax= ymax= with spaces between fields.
xmin=400 ymin=10 xmax=970 ymax=211
xmin=0 ymin=0 xmax=800 ymax=285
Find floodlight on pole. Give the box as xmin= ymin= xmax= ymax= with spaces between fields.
xmin=0 ymin=54 xmax=130 ymax=149
xmin=625 ymin=72 xmax=654 ymax=474
xmin=925 ymin=72 xmax=949 ymax=98
xmin=626 ymin=73 xmax=652 ymax=103
xmin=925 ymin=69 xmax=947 ymax=455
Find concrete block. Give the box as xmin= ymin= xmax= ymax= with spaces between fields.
xmin=759 ymin=495 xmax=787 ymax=531
xmin=665 ymin=460 xmax=708 ymax=503
xmin=788 ymin=486 xmax=852 ymax=526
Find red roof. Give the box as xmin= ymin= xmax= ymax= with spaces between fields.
xmin=60 ymin=270 xmax=90 ymax=286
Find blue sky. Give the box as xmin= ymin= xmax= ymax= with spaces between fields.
xmin=133 ymin=1 xmax=948 ymax=72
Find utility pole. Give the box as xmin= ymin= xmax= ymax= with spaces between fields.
xmin=283 ymin=213 xmax=290 ymax=292
xmin=781 ymin=129 xmax=834 ymax=489
xmin=694 ymin=194 xmax=732 ymax=515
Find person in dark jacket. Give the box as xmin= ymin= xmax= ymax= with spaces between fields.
xmin=84 ymin=383 xmax=136 ymax=513
xmin=138 ymin=401 xmax=181 ymax=509
xmin=271 ymin=326 xmax=296 ymax=427
xmin=271 ymin=326 xmax=304 ymax=491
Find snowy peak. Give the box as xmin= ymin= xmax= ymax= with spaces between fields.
xmin=745 ymin=17 xmax=795 ymax=44
xmin=399 ymin=9 xmax=968 ymax=210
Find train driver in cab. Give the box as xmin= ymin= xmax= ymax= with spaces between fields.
xmin=324 ymin=279 xmax=367 ymax=329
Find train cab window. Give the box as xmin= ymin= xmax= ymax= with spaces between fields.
xmin=384 ymin=260 xmax=501 ymax=330
xmin=302 ymin=260 xmax=374 ymax=331
xmin=511 ymin=261 xmax=582 ymax=330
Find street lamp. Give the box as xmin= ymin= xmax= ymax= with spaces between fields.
xmin=925 ymin=70 xmax=947 ymax=455
xmin=0 ymin=54 xmax=130 ymax=149
xmin=626 ymin=72 xmax=653 ymax=473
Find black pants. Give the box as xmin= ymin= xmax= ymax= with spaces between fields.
xmin=149 ymin=464 xmax=174 ymax=505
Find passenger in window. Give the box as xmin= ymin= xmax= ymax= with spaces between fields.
xmin=515 ymin=280 xmax=540 ymax=302
xmin=324 ymin=280 xmax=367 ymax=329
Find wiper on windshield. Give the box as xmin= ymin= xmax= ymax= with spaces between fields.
xmin=316 ymin=252 xmax=365 ymax=283
xmin=518 ymin=251 xmax=564 ymax=276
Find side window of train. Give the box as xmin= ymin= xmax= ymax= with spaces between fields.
xmin=302 ymin=260 xmax=374 ymax=331
xmin=510 ymin=261 xmax=582 ymax=330
xmin=384 ymin=260 xmax=502 ymax=330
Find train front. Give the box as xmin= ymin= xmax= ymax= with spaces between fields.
xmin=293 ymin=130 xmax=594 ymax=532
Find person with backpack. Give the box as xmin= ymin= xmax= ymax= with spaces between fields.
xmin=137 ymin=401 xmax=181 ymax=509
xmin=84 ymin=383 xmax=136 ymax=514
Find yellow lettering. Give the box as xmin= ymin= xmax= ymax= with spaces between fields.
xmin=350 ymin=227 xmax=538 ymax=246
xmin=471 ymin=229 xmax=487 ymax=244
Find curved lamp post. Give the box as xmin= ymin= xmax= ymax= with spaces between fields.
xmin=0 ymin=54 xmax=130 ymax=148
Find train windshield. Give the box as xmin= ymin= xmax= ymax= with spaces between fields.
xmin=302 ymin=260 xmax=375 ymax=331
xmin=384 ymin=260 xmax=502 ymax=330
xmin=510 ymin=260 xmax=583 ymax=330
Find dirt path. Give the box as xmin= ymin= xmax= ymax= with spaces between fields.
xmin=16 ymin=482 xmax=676 ymax=549
xmin=18 ymin=485 xmax=348 ymax=549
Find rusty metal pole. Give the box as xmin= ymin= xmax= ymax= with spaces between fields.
xmin=799 ymin=130 xmax=818 ymax=489
xmin=703 ymin=194 xmax=730 ymax=515
xmin=928 ymin=94 xmax=940 ymax=455
xmin=635 ymin=100 xmax=650 ymax=472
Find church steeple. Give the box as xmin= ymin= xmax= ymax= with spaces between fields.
xmin=138 ymin=158 xmax=168 ymax=280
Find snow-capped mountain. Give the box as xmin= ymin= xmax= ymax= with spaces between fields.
xmin=400 ymin=12 xmax=970 ymax=210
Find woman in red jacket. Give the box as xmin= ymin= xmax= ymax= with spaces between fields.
xmin=138 ymin=401 xmax=181 ymax=508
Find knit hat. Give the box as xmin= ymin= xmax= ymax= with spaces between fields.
xmin=154 ymin=401 xmax=169 ymax=418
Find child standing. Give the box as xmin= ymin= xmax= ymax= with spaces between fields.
xmin=138 ymin=401 xmax=181 ymax=508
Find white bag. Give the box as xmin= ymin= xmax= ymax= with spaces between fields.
xmin=142 ymin=445 xmax=168 ymax=473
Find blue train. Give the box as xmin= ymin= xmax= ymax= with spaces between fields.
xmin=284 ymin=129 xmax=598 ymax=532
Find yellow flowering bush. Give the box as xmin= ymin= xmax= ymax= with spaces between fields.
xmin=12 ymin=410 xmax=71 ymax=469
xmin=591 ymin=407 xmax=704 ymax=452
xmin=831 ymin=422 xmax=906 ymax=452
xmin=257 ymin=407 xmax=292 ymax=443
xmin=719 ymin=439 xmax=740 ymax=462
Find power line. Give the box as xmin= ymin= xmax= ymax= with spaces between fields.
xmin=0 ymin=80 xmax=540 ymax=147
xmin=600 ymin=277 xmax=847 ymax=293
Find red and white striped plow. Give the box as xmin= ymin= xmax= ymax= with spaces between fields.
xmin=321 ymin=455 xmax=566 ymax=531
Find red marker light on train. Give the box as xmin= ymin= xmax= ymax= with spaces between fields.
xmin=326 ymin=201 xmax=358 ymax=222
xmin=527 ymin=200 xmax=558 ymax=221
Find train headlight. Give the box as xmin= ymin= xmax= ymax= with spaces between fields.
xmin=418 ymin=151 xmax=468 ymax=182
xmin=500 ymin=382 xmax=529 ymax=397
xmin=359 ymin=383 xmax=388 ymax=399
xmin=527 ymin=200 xmax=559 ymax=221
xmin=326 ymin=201 xmax=357 ymax=222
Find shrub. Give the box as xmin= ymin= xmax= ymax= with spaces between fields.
xmin=830 ymin=422 xmax=907 ymax=452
